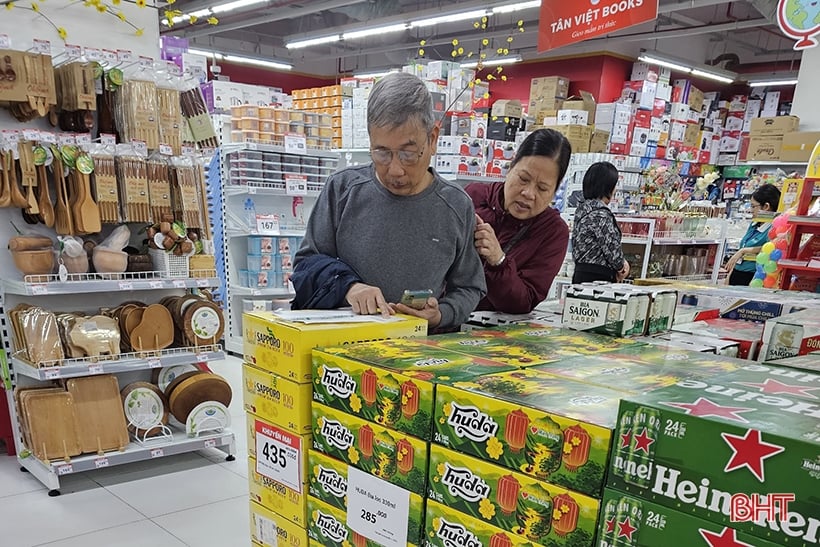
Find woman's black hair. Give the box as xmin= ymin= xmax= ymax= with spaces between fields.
xmin=752 ymin=183 xmax=781 ymax=211
xmin=511 ymin=128 xmax=572 ymax=182
xmin=582 ymin=161 xmax=619 ymax=200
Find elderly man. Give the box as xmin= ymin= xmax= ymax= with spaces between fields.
xmin=292 ymin=72 xmax=485 ymax=330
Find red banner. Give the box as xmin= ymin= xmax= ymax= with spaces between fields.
xmin=538 ymin=0 xmax=659 ymax=53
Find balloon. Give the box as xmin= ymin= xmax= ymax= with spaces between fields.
xmin=768 ymin=227 xmax=779 ymax=240
xmin=754 ymin=271 xmax=766 ymax=280
xmin=756 ymin=264 xmax=765 ymax=274
xmin=770 ymin=249 xmax=783 ymax=262
xmin=772 ymin=215 xmax=785 ymax=229
xmin=756 ymin=252 xmax=769 ymax=265
xmin=763 ymin=275 xmax=777 ymax=288
xmin=775 ymin=238 xmax=789 ymax=252
xmin=764 ymin=260 xmax=778 ymax=274
xmin=750 ymin=278 xmax=764 ymax=288
xmin=762 ymin=242 xmax=775 ymax=254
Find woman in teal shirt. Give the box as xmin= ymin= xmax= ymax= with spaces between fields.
xmin=725 ymin=184 xmax=781 ymax=285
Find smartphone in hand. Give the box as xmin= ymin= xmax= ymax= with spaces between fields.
xmin=400 ymin=289 xmax=433 ymax=310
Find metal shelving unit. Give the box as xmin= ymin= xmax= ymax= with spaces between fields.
xmin=2 ymin=273 xmax=220 ymax=297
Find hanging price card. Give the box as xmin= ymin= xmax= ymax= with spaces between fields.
xmin=58 ymin=134 xmax=75 ymax=146
xmin=285 ymin=174 xmax=308 ymax=196
xmin=131 ymin=140 xmax=148 ymax=157
xmin=65 ymin=44 xmax=82 ymax=59
xmin=255 ymin=421 xmax=302 ymax=492
xmin=346 ymin=466 xmax=410 ymax=547
xmin=181 ymin=145 xmax=196 ymax=155
xmin=85 ymin=48 xmax=102 ymax=61
xmin=32 ymin=39 xmax=51 ymax=54
xmin=100 ymin=134 xmax=117 ymax=146
xmin=117 ymin=49 xmax=133 ymax=63
xmin=138 ymin=56 xmax=153 ymax=68
xmin=22 ymin=129 xmax=40 ymax=142
xmin=102 ymin=49 xmax=117 ymax=64
xmin=75 ymin=134 xmax=92 ymax=146
xmin=0 ymin=35 xmax=10 ymax=49
xmin=40 ymin=132 xmax=56 ymax=144
xmin=256 ymin=214 xmax=280 ymax=235
xmin=284 ymin=133 xmax=306 ymax=154
xmin=159 ymin=143 xmax=174 ymax=156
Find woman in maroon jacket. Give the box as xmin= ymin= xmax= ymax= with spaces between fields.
xmin=465 ymin=128 xmax=571 ymax=314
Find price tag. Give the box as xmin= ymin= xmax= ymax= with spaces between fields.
xmin=252 ymin=289 xmax=262 ymax=296
xmin=255 ymin=515 xmax=279 ymax=546
xmin=150 ymin=448 xmax=164 ymax=458
xmin=95 ymin=457 xmax=109 ymax=469
xmin=43 ymin=367 xmax=61 ymax=380
xmin=196 ymin=278 xmax=209 ymax=287
xmin=346 ymin=466 xmax=410 ymax=547
xmin=57 ymin=464 xmax=73 ymax=476
xmin=131 ymin=140 xmax=148 ymax=157
xmin=85 ymin=47 xmax=102 ymax=61
xmin=117 ymin=49 xmax=133 ymax=63
xmin=0 ymin=34 xmax=10 ymax=49
xmin=100 ymin=133 xmax=117 ymax=146
xmin=118 ymin=281 xmax=134 ymax=291
xmin=138 ymin=55 xmax=153 ymax=68
xmin=181 ymin=145 xmax=195 ymax=155
xmin=196 ymin=353 xmax=209 ymax=363
xmin=254 ymin=420 xmax=302 ymax=492
xmin=149 ymin=280 xmax=164 ymax=289
xmin=102 ymin=49 xmax=117 ymax=64
xmin=204 ymin=439 xmax=217 ymax=449
xmin=201 ymin=147 xmax=216 ymax=156
xmin=148 ymin=358 xmax=162 ymax=368
xmin=88 ymin=364 xmax=104 ymax=375
xmin=285 ymin=174 xmax=308 ymax=196
xmin=246 ymin=142 xmax=258 ymax=151
xmin=248 ymin=186 xmax=257 ymax=195
xmin=256 ymin=214 xmax=280 ymax=235
xmin=58 ymin=134 xmax=75 ymax=146
xmin=2 ymin=129 xmax=21 ymax=145
xmin=173 ymin=279 xmax=186 ymax=288
xmin=40 ymin=132 xmax=56 ymax=144
xmin=65 ymin=44 xmax=82 ymax=59
xmin=22 ymin=129 xmax=40 ymax=142
xmin=284 ymin=133 xmax=307 ymax=154
xmin=75 ymin=134 xmax=92 ymax=146
xmin=159 ymin=143 xmax=174 ymax=156
xmin=32 ymin=39 xmax=51 ymax=54
xmin=31 ymin=284 xmax=48 ymax=295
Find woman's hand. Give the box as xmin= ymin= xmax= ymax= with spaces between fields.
xmin=474 ymin=214 xmax=504 ymax=266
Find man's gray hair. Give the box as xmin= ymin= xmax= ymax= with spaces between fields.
xmin=367 ymin=72 xmax=435 ymax=134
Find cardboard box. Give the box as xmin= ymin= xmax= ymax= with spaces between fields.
xmin=563 ymin=285 xmax=653 ymax=337
xmin=748 ymin=135 xmax=783 ymax=161
xmin=686 ymin=86 xmax=704 ymax=112
xmin=428 ymin=445 xmax=600 ymax=545
xmin=311 ymin=403 xmax=428 ymax=494
xmin=243 ymin=363 xmax=313 ymax=434
xmin=671 ymin=318 xmax=764 ymax=360
xmin=307 ymin=450 xmax=425 ymax=545
xmin=312 ymin=339 xmax=515 ymax=440
xmin=750 ymin=115 xmax=800 ymax=136
xmin=529 ymin=75 xmax=570 ymax=100
xmin=250 ymin=501 xmax=309 ymax=547
xmin=247 ymin=413 xmax=310 ymax=492
xmin=761 ymin=308 xmax=820 ymax=361
xmin=557 ymin=109 xmax=589 ymax=125
xmin=780 ymin=131 xmax=820 ymax=162
xmin=561 ymin=91 xmax=597 ymax=123
xmin=590 ymin=130 xmax=610 ymax=153
xmin=242 ymin=311 xmax=426 ymax=383
xmin=553 ymin=124 xmax=593 ymax=142
xmin=491 ymin=99 xmax=523 ymax=119
xmin=425 ymin=500 xmax=546 ymax=547
xmin=249 ymin=456 xmax=308 ymax=526
xmin=683 ymin=122 xmax=700 ymax=148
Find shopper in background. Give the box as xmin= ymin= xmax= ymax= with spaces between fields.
xmin=725 ymin=183 xmax=781 ymax=286
xmin=572 ymin=161 xmax=630 ymax=283
xmin=292 ymin=72 xmax=486 ymax=331
xmin=466 ymin=129 xmax=571 ymax=314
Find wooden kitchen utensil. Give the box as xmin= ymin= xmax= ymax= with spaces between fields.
xmin=67 ymin=375 xmax=129 ymax=454
xmin=163 ymin=370 xmax=206 ymax=400
xmin=16 ymin=387 xmax=64 ymax=452
xmin=18 ymin=142 xmax=40 ymax=215
xmin=5 ymin=149 xmax=29 ymax=209
xmin=130 ymin=303 xmax=174 ymax=351
xmin=121 ymin=382 xmax=169 ymax=438
xmin=36 ymin=163 xmax=55 ymax=227
xmin=52 ymin=150 xmax=73 ymax=235
xmin=24 ymin=390 xmax=82 ymax=461
xmin=168 ymin=373 xmax=232 ymax=424
xmin=71 ymin=165 xmax=102 ymax=234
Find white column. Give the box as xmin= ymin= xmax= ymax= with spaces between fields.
xmin=791 ymin=46 xmax=820 ymax=130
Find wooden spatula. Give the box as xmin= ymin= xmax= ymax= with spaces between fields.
xmin=18 ymin=142 xmax=39 ymax=215
xmin=0 ymin=150 xmax=11 ymax=207
xmin=37 ymin=164 xmax=54 ymax=227
xmin=6 ymin=149 xmax=29 ymax=209
xmin=52 ymin=153 xmax=73 ymax=235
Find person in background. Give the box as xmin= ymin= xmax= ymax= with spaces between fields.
xmin=291 ymin=72 xmax=486 ymax=331
xmin=572 ymin=161 xmax=630 ymax=283
xmin=725 ymin=183 xmax=781 ymax=286
xmin=466 ymin=129 xmax=571 ymax=314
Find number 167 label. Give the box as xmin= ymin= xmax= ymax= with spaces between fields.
xmin=255 ymin=420 xmax=303 ymax=493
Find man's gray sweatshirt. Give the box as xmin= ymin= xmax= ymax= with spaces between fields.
xmin=294 ymin=164 xmax=486 ymax=330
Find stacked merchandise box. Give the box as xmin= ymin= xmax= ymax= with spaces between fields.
xmin=676 ymin=285 xmax=809 ymax=323
xmin=604 ymin=363 xmax=820 ymax=547
xmin=291 ymin=84 xmax=354 ymax=149
xmin=763 ymin=352 xmax=820 ymax=372
xmin=748 ymin=115 xmax=800 ymax=162
xmin=528 ymin=76 xmax=570 ymax=124
xmin=243 ymin=312 xmax=427 ymax=546
xmin=671 ymin=317 xmax=765 ymax=360
xmin=309 ymin=338 xmax=518 ymax=546
xmin=760 ymin=308 xmax=820 ymax=361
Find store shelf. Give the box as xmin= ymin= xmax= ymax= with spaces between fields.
xmin=787 ymin=216 xmax=820 ymax=229
xmin=777 ymin=259 xmax=820 ymax=275
xmin=741 ymin=161 xmax=808 ymax=167
xmin=231 ymin=285 xmax=294 ymax=297
xmin=622 ymin=236 xmax=722 ymax=245
xmin=11 ymin=345 xmax=224 ymax=381
xmin=443 ymin=174 xmax=504 ymax=184
xmin=19 ymin=425 xmax=234 ymax=491
xmin=334 ymin=148 xmax=370 ymax=153
xmin=224 ymin=142 xmax=339 ymax=159
xmin=224 ymin=184 xmax=322 ymax=197
xmin=226 ymin=228 xmax=306 ymax=238
xmin=2 ymin=273 xmax=220 ymax=296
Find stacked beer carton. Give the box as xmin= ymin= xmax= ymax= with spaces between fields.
xmin=600 ymin=358 xmax=820 ymax=547
xmin=307 ymin=337 xmax=519 ymax=547
xmin=241 ymin=311 xmax=427 ymax=547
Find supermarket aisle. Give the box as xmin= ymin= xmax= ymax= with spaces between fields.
xmin=0 ymin=355 xmax=250 ymax=547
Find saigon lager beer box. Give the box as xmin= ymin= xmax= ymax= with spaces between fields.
xmin=602 ymin=283 xmax=679 ymax=335
xmin=243 ymin=363 xmax=313 ymax=434
xmin=247 ymin=413 xmax=310 ymax=493
xmin=307 ymin=450 xmax=425 ymax=545
xmin=562 ymin=285 xmax=652 ymax=337
xmin=597 ymin=488 xmax=784 ymax=547
xmin=650 ymin=331 xmax=741 ymax=357
xmin=249 ymin=455 xmax=308 ymax=527
xmin=312 ymin=339 xmax=516 ymax=441
xmin=606 ymin=375 xmax=820 ymax=547
xmin=427 ymin=444 xmax=599 ymax=547
xmin=761 ymin=309 xmax=820 ymax=362
xmin=671 ymin=318 xmax=764 ymax=359
xmin=673 ymin=303 xmax=721 ymax=325
xmin=311 ymin=403 xmax=428 ymax=495
xmin=243 ymin=311 xmax=427 ymax=383
xmin=250 ymin=500 xmax=310 ymax=547
xmin=433 ymin=369 xmax=623 ymax=497
xmin=425 ymin=500 xmax=545 ymax=547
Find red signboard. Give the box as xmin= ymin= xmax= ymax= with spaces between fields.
xmin=538 ymin=0 xmax=659 ymax=53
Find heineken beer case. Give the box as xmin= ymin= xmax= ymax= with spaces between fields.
xmin=596 ymin=487 xmax=784 ymax=547
xmin=427 ymin=444 xmax=599 ymax=547
xmin=311 ymin=403 xmax=428 ymax=495
xmin=606 ymin=373 xmax=820 ymax=547
xmin=433 ymin=369 xmax=623 ymax=497
xmin=312 ymin=339 xmax=516 ymax=441
xmin=424 ymin=500 xmax=544 ymax=547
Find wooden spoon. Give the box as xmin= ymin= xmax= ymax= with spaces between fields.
xmin=52 ymin=154 xmax=73 ymax=235
xmin=0 ymin=150 xmax=11 ymax=207
xmin=6 ymin=151 xmax=29 ymax=208
xmin=37 ymin=164 xmax=55 ymax=227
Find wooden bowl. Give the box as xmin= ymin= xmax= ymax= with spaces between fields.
xmin=92 ymin=248 xmax=128 ymax=273
xmin=11 ymin=249 xmax=55 ymax=275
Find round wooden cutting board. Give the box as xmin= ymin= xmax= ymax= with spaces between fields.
xmin=168 ymin=373 xmax=232 ymax=423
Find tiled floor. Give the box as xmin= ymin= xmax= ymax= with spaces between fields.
xmin=0 ymin=355 xmax=251 ymax=547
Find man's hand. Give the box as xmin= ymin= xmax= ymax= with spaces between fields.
xmin=474 ymin=214 xmax=504 ymax=266
xmin=391 ymin=297 xmax=442 ymax=329
xmin=616 ymin=260 xmax=630 ymax=282
xmin=346 ymin=282 xmax=393 ymax=318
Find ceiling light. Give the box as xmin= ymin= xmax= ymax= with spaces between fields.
xmin=492 ymin=1 xmax=541 ymax=14
xmin=461 ymin=55 xmax=522 ymax=68
xmin=410 ymin=9 xmax=490 ymax=28
xmin=638 ymin=53 xmax=691 ymax=74
xmin=353 ymin=69 xmax=400 ymax=79
xmin=223 ymin=54 xmax=292 ymax=70
xmin=637 ymin=50 xmax=737 ymax=83
xmin=343 ymin=23 xmax=409 ymax=40
xmin=748 ymin=79 xmax=799 ymax=87
xmin=691 ymin=69 xmax=734 ymax=84
xmin=187 ymin=48 xmax=220 ymax=58
xmin=286 ymin=34 xmax=341 ymax=49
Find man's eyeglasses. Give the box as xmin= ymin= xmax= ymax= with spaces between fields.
xmin=370 ymin=144 xmax=425 ymax=167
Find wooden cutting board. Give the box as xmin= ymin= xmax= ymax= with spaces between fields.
xmin=67 ymin=375 xmax=129 ymax=453
xmin=24 ymin=391 xmax=82 ymax=461
xmin=152 ymin=364 xmax=199 ymax=393
xmin=163 ymin=370 xmax=206 ymax=400
xmin=121 ymin=382 xmax=169 ymax=439
xmin=181 ymin=300 xmax=224 ymax=346
xmin=131 ymin=304 xmax=174 ymax=351
xmin=169 ymin=373 xmax=232 ymax=423
xmin=15 ymin=387 xmax=64 ymax=451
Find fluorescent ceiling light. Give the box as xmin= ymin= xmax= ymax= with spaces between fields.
xmin=410 ymin=9 xmax=489 ymax=28
xmin=183 ymin=48 xmax=292 ymax=70
xmin=286 ymin=34 xmax=341 ymax=49
xmin=638 ymin=50 xmax=737 ymax=83
xmin=638 ymin=54 xmax=691 ymax=73
xmin=748 ymin=79 xmax=799 ymax=87
xmin=691 ymin=68 xmax=734 ymax=84
xmin=187 ymin=48 xmax=218 ymax=57
xmin=492 ymin=1 xmax=541 ymax=14
xmin=353 ymin=69 xmax=399 ymax=79
xmin=343 ymin=23 xmax=409 ymax=40
xmin=461 ymin=55 xmax=522 ymax=68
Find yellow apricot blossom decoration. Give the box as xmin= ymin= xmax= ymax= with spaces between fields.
xmin=350 ymin=393 xmax=362 ymax=413
xmin=135 ymin=0 xmax=146 ymax=7
xmin=116 ymin=11 xmax=126 ymax=21
xmin=452 ymin=39 xmax=459 ymax=46
xmin=479 ymin=498 xmax=496 ymax=520
xmin=57 ymin=26 xmax=67 ymax=40
xmin=5 ymin=2 xmax=14 ymax=10
xmin=347 ymin=446 xmax=360 ymax=464
xmin=31 ymin=2 xmax=39 ymax=12
xmin=419 ymin=39 xmax=426 ymax=46
xmin=418 ymin=48 xmax=425 ymax=56
xmin=486 ymin=436 xmax=503 ymax=460
xmin=501 ymin=75 xmax=508 ymax=81
xmin=482 ymin=38 xmax=489 ymax=46
xmin=207 ymin=16 xmax=218 ymax=24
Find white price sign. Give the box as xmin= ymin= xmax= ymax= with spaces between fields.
xmin=88 ymin=364 xmax=104 ymax=375
xmin=31 ymin=284 xmax=48 ymax=295
xmin=40 ymin=132 xmax=56 ymax=144
xmin=75 ymin=134 xmax=92 ymax=146
xmin=32 ymin=39 xmax=51 ymax=54
xmin=131 ymin=140 xmax=148 ymax=157
xmin=95 ymin=457 xmax=109 ymax=469
xmin=85 ymin=48 xmax=102 ymax=61
xmin=149 ymin=280 xmax=164 ymax=289
xmin=173 ymin=279 xmax=186 ymax=288
xmin=148 ymin=358 xmax=162 ymax=368
xmin=0 ymin=35 xmax=10 ymax=49
xmin=346 ymin=466 xmax=410 ymax=547
xmin=254 ymin=420 xmax=302 ymax=493
xmin=57 ymin=464 xmax=73 ymax=476
xmin=138 ymin=56 xmax=153 ymax=68
xmin=256 ymin=214 xmax=280 ymax=235
xmin=284 ymin=133 xmax=307 ymax=154
xmin=150 ymin=448 xmax=164 ymax=458
xmin=204 ymin=439 xmax=217 ymax=449
xmin=22 ymin=129 xmax=40 ymax=141
xmin=43 ymin=367 xmax=61 ymax=380
xmin=100 ymin=133 xmax=117 ymax=146
xmin=117 ymin=49 xmax=133 ymax=63
xmin=65 ymin=44 xmax=82 ymax=59
xmin=118 ymin=281 xmax=134 ymax=291
xmin=285 ymin=175 xmax=308 ymax=196
xmin=159 ymin=143 xmax=174 ymax=156
xmin=196 ymin=278 xmax=209 ymax=287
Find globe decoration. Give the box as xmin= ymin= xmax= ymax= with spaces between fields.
xmin=778 ymin=0 xmax=820 ymax=50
